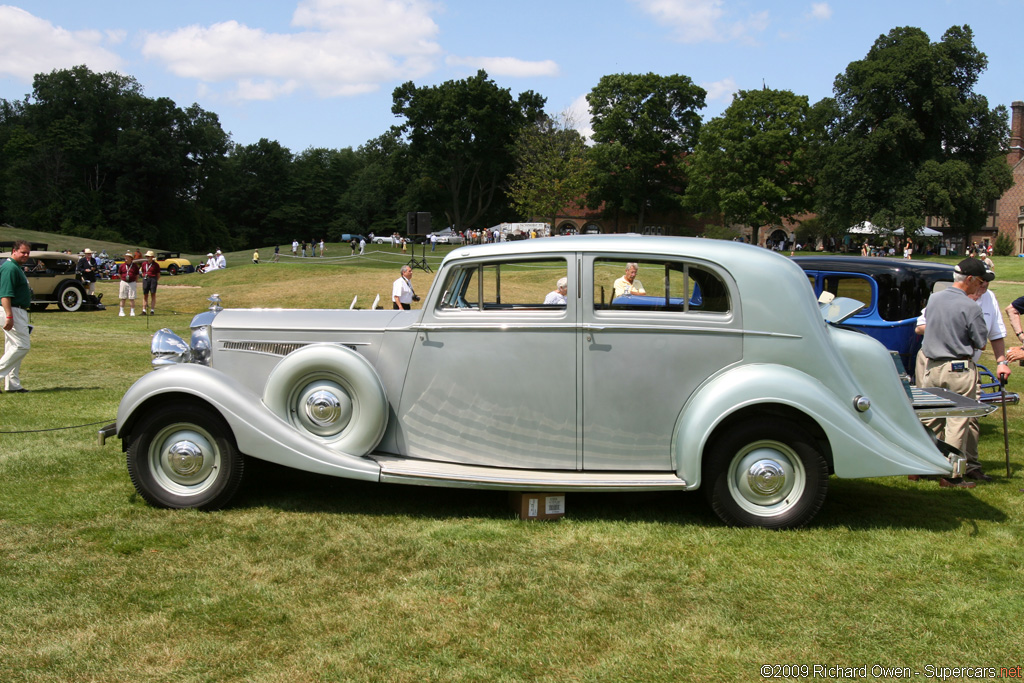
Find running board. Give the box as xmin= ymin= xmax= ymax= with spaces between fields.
xmin=371 ymin=455 xmax=690 ymax=492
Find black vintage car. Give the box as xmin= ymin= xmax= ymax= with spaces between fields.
xmin=795 ymin=256 xmax=1014 ymax=403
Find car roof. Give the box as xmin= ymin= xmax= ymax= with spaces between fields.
xmin=792 ymin=256 xmax=955 ymax=278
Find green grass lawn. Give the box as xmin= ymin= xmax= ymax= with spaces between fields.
xmin=2 ymin=228 xmax=1024 ymax=681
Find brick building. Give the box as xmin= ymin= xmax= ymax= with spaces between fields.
xmin=994 ymin=100 xmax=1024 ymax=254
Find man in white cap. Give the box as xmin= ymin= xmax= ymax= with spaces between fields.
xmin=139 ymin=250 xmax=160 ymax=315
xmin=117 ymin=252 xmax=140 ymax=316
xmin=203 ymin=253 xmax=218 ymax=272
xmin=215 ymin=249 xmax=226 ymax=269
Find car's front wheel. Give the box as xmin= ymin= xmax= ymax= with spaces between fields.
xmin=703 ymin=419 xmax=828 ymax=529
xmin=56 ymin=281 xmax=85 ymax=312
xmin=126 ymin=402 xmax=244 ymax=510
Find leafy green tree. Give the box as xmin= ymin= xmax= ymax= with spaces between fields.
xmin=215 ymin=138 xmax=293 ymax=247
xmin=685 ymin=88 xmax=814 ymax=234
xmin=507 ymin=113 xmax=592 ymax=231
xmin=586 ymin=73 xmax=705 ymax=231
xmin=0 ymin=66 xmax=234 ymax=251
xmin=336 ymin=131 xmax=411 ymax=236
xmin=392 ymin=70 xmax=545 ymax=232
xmin=812 ymin=25 xmax=1012 ymax=245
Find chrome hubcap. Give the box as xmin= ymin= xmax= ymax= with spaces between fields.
xmin=293 ymin=380 xmax=352 ymax=437
xmin=745 ymin=459 xmax=787 ymax=497
xmin=149 ymin=425 xmax=220 ymax=495
xmin=305 ymin=390 xmax=343 ymax=426
xmin=728 ymin=441 xmax=805 ymax=516
xmin=167 ymin=440 xmax=205 ymax=477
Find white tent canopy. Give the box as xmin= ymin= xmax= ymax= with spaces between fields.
xmin=893 ymin=226 xmax=942 ymax=237
xmin=848 ymin=222 xmax=942 ymax=237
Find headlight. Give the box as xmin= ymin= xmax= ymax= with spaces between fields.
xmin=152 ymin=328 xmax=192 ymax=367
xmin=190 ymin=325 xmax=212 ymax=366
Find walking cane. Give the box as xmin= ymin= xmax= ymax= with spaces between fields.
xmin=1001 ymin=377 xmax=1011 ymax=478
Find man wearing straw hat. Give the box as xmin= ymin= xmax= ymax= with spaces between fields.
xmin=139 ymin=250 xmax=160 ymax=315
xmin=117 ymin=251 xmax=140 ymax=317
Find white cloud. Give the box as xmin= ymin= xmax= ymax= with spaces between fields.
xmin=564 ymin=93 xmax=593 ymax=142
xmin=141 ymin=0 xmax=442 ymax=101
xmin=445 ymin=56 xmax=559 ymax=78
xmin=702 ymin=77 xmax=738 ymax=104
xmin=0 ymin=6 xmax=122 ymax=82
xmin=808 ymin=3 xmax=832 ymax=20
xmin=631 ymin=0 xmax=769 ymax=44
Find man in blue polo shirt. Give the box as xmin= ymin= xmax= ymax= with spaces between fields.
xmin=1 ymin=240 xmax=33 ymax=393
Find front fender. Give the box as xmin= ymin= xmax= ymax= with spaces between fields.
xmin=117 ymin=364 xmax=381 ymax=481
xmin=673 ymin=364 xmax=951 ymax=487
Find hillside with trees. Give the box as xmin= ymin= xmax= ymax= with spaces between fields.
xmin=0 ymin=25 xmax=1013 ymax=251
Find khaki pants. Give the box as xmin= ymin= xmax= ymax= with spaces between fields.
xmin=0 ymin=308 xmax=31 ymax=391
xmin=921 ymin=357 xmax=980 ymax=473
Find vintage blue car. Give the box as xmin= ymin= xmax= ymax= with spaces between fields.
xmin=794 ymin=256 xmax=955 ymax=376
xmin=103 ymin=237 xmax=984 ymax=529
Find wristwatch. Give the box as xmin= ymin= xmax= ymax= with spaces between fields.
xmin=997 ymin=360 xmax=1009 ymax=366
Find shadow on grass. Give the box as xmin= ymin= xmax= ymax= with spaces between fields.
xmin=234 ymin=459 xmax=1005 ymax=531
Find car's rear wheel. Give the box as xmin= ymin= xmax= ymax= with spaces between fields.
xmin=168 ymin=264 xmax=179 ymax=275
xmin=703 ymin=418 xmax=828 ymax=529
xmin=56 ymin=281 xmax=85 ymax=312
xmin=127 ymin=402 xmax=244 ymax=509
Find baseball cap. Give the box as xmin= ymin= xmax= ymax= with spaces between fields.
xmin=955 ymin=258 xmax=994 ymax=282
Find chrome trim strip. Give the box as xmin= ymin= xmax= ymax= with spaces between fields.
xmin=411 ymin=322 xmax=792 ymax=337
xmin=373 ymin=455 xmax=689 ymax=491
xmin=219 ymin=340 xmax=366 ymax=357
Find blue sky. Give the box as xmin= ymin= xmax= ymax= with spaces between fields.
xmin=1 ymin=1 xmax=1021 ymax=152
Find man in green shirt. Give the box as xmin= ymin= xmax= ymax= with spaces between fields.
xmin=1 ymin=239 xmax=33 ymax=393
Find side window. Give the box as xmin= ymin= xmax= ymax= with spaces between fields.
xmin=820 ymin=275 xmax=873 ymax=314
xmin=593 ymin=259 xmax=730 ymax=313
xmin=436 ymin=259 xmax=568 ymax=311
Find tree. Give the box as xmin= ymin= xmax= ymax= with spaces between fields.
xmin=812 ymin=25 xmax=1013 ymax=245
xmin=507 ymin=113 xmax=592 ymax=230
xmin=0 ymin=66 xmax=234 ymax=250
xmin=586 ymin=73 xmax=705 ymax=231
xmin=392 ymin=70 xmax=545 ymax=232
xmin=684 ymin=88 xmax=814 ymax=233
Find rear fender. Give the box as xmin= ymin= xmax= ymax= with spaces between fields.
xmin=673 ymin=364 xmax=952 ymax=487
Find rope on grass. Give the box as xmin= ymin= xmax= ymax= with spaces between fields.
xmin=0 ymin=418 xmax=114 ymax=434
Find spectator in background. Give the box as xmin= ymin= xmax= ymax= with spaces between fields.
xmin=117 ymin=252 xmax=140 ymax=317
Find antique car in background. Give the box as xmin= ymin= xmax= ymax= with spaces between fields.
xmin=428 ymin=228 xmax=464 ymax=245
xmin=0 ymin=248 xmax=104 ymax=312
xmin=155 ymin=252 xmax=193 ymax=275
xmin=104 ymin=237 xmax=983 ymax=529
xmin=795 ymin=256 xmax=1015 ymax=404
xmin=794 ymin=256 xmax=954 ymax=376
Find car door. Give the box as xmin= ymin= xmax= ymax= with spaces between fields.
xmin=398 ymin=255 xmax=579 ymax=469
xmin=581 ymin=254 xmax=742 ymax=470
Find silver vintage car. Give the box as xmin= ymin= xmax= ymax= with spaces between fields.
xmin=106 ymin=236 xmax=981 ymax=528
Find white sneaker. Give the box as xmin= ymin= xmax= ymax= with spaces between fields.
xmin=130 ymin=309 xmax=136 ymax=317
xmin=119 ymin=309 xmax=125 ymax=317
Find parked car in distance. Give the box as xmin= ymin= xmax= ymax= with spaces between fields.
xmin=0 ymin=249 xmax=104 ymax=312
xmin=155 ymin=252 xmax=193 ymax=275
xmin=428 ymin=228 xmax=464 ymax=245
xmin=107 ymin=237 xmax=982 ymax=529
